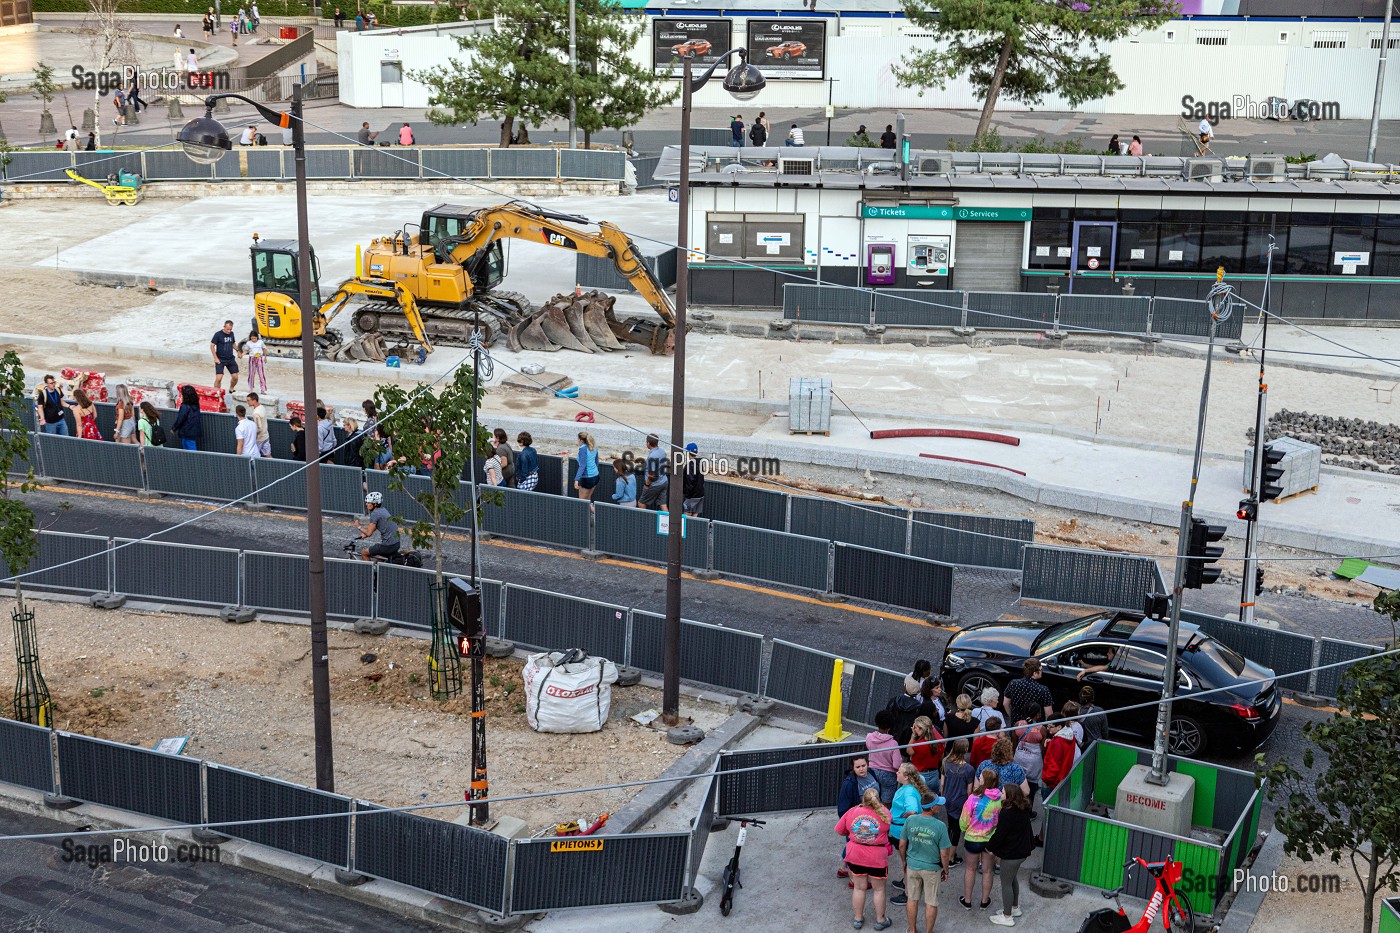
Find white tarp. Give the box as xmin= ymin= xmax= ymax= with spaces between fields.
xmin=523 ymin=650 xmax=619 ymax=734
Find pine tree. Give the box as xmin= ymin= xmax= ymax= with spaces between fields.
xmin=412 ymin=0 xmax=563 ymax=147
xmin=570 ymin=1 xmax=676 ymax=149
xmin=893 ymin=0 xmax=1178 ymax=139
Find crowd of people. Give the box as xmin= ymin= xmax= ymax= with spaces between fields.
xmin=836 ymin=659 xmax=1109 ymax=930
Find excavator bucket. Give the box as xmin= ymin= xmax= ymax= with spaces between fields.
xmin=326 ymin=332 xmax=390 ymax=363
xmin=519 ymin=315 xmax=559 ymax=351
xmin=563 ymin=298 xmax=602 ymax=353
xmin=580 ymin=294 xmax=626 ymax=351
xmin=539 ymin=299 xmax=593 ymax=353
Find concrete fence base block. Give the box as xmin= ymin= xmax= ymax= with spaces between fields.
xmin=736 ymin=694 xmax=776 ymax=718
xmin=353 ymin=617 xmax=391 ymax=636
xmin=1029 ymin=873 xmax=1073 ymax=899
xmin=243 ymin=502 xmax=271 ymax=513
xmin=928 ymin=613 xmax=959 ymax=626
xmin=658 ymin=889 xmax=704 ymax=915
xmin=710 ymin=817 xmax=731 ymax=832
xmin=333 ymin=869 xmax=370 ymax=887
xmin=667 ymin=724 xmax=705 ymax=746
xmin=476 ymin=910 xmax=531 ymax=930
xmin=88 ymin=593 xmax=127 ymax=610
xmin=817 ymin=592 xmax=847 ymax=604
xmin=952 ymin=327 xmax=976 ymax=337
xmin=136 ymin=489 xmax=163 ymax=499
xmin=862 ymin=324 xmax=886 ymax=336
xmin=1290 ymin=693 xmax=1330 ymax=708
xmin=221 ymin=606 xmax=256 ymax=624
xmin=579 ymin=549 xmax=603 ymax=560
xmin=191 ymin=827 xmax=228 ymax=845
xmin=768 ymin=319 xmax=793 ymax=331
xmin=615 ymin=666 xmax=642 ymax=687
xmin=43 ymin=794 xmax=81 ymax=810
xmin=690 ymin=569 xmax=720 ymax=581
xmin=483 ymin=638 xmax=514 ymax=659
xmin=1087 ymin=801 xmax=1109 ymax=818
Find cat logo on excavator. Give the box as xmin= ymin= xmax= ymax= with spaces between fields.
xmin=543 ymin=229 xmax=578 ymax=250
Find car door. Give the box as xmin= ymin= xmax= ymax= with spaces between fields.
xmin=1038 ymin=642 xmax=1119 ymax=712
xmin=1103 ymin=647 xmax=1187 ymax=739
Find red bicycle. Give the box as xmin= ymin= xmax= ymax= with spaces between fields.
xmin=1079 ymin=857 xmax=1197 ymax=933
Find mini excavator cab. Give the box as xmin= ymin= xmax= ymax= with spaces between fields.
xmin=250 ymin=235 xmax=324 ymax=340
xmin=418 ymin=205 xmax=507 ymax=294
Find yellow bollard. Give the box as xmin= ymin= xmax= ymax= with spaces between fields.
xmin=355 ymin=244 xmax=364 ymax=279
xmin=813 ymin=658 xmax=851 ymax=743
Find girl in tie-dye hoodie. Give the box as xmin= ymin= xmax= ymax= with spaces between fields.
xmin=959 ymin=768 xmax=1004 ymax=910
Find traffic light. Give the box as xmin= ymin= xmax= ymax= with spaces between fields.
xmin=1259 ymin=443 xmax=1286 ymax=502
xmin=1255 ymin=567 xmax=1265 ymax=597
xmin=446 ymin=578 xmax=482 ymax=638
xmin=1236 ymin=498 xmax=1257 ymax=522
xmin=1143 ymin=592 xmax=1170 ymax=620
xmin=1184 ymin=517 xmax=1226 ymax=588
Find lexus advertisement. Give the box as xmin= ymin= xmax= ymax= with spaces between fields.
xmin=746 ymin=19 xmax=826 ymax=79
xmin=652 ymin=19 xmax=733 ymax=78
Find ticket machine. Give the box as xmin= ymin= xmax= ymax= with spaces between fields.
xmin=907 ymin=235 xmax=950 ymax=276
xmin=866 ymin=243 xmax=897 ymax=285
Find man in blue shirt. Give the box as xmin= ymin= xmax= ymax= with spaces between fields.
xmin=210 ymin=320 xmax=239 ymax=392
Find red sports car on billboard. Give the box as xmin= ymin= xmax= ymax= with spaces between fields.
xmin=766 ymin=40 xmax=807 ymax=59
xmin=672 ymin=39 xmax=713 ymax=56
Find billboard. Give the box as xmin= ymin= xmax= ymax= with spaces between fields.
xmin=652 ymin=19 xmax=733 ymax=78
xmin=746 ymin=19 xmax=826 ymax=80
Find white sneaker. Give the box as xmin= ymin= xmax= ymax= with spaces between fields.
xmin=990 ymin=915 xmax=1015 ymax=927
xmin=1011 ymin=907 xmax=1022 ymax=917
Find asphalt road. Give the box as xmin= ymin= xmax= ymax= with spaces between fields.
xmin=0 ymin=807 xmax=443 ymax=932
xmin=26 ymin=485 xmax=1340 ymax=822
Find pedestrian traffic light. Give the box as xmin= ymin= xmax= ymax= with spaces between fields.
xmin=1255 ymin=567 xmax=1265 ymax=597
xmin=446 ymin=578 xmax=482 ymax=638
xmin=1143 ymin=592 xmax=1170 ymax=620
xmin=1236 ymin=498 xmax=1257 ymax=522
xmin=1259 ymin=443 xmax=1286 ymax=502
xmin=1184 ymin=517 xmax=1226 ymax=589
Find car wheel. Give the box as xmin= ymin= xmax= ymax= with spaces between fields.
xmin=956 ymin=670 xmax=999 ymax=702
xmin=1168 ymin=714 xmax=1206 ymax=757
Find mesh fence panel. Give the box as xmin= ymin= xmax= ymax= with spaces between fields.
xmin=1182 ymin=611 xmax=1316 ymax=693
xmin=873 ymin=290 xmax=964 ymax=328
xmin=703 ymin=480 xmax=788 ymax=531
xmin=1020 ymin=545 xmax=1158 ymax=612
xmin=789 ymin=496 xmax=907 ymax=554
xmin=208 ymin=764 xmax=351 ymax=868
xmin=252 ymin=459 xmax=366 ymax=514
xmin=242 ymin=551 xmax=373 ymax=618
xmin=214 ymin=148 xmax=286 ymax=179
xmin=304 ymin=148 xmax=354 ymax=178
xmin=846 ymin=663 xmax=909 ymax=728
xmin=711 ymin=522 xmax=828 ymax=592
xmin=911 ymin=511 xmax=1033 ymax=570
xmin=478 ymin=486 xmax=590 ymax=549
xmin=25 ymin=531 xmax=109 ymax=594
xmin=1314 ymin=638 xmax=1379 ymax=700
xmin=4 ymin=151 xmax=72 ymax=182
xmin=510 ymin=832 xmax=688 ymax=912
xmin=628 ymin=613 xmax=764 ymax=694
xmin=763 ymin=640 xmax=840 ymax=713
xmin=144 ymin=447 xmax=254 ymax=501
xmin=56 ymin=732 xmax=201 ymax=824
xmin=143 ymin=149 xmax=217 ymax=180
xmin=353 ymin=147 xmax=422 ymax=178
xmin=33 ymin=433 xmax=144 ymax=489
xmin=967 ymin=291 xmax=1056 ymax=330
xmin=688 ymin=775 xmax=717 ymax=889
xmin=0 ymin=718 xmax=54 ymax=793
xmin=421 ymin=148 xmax=489 ymax=179
xmin=490 ymin=148 xmax=559 ymax=179
xmin=717 ymin=741 xmax=866 ymax=815
xmin=832 ymin=544 xmax=954 ymax=615
xmin=112 ymin=539 xmax=239 ymax=607
xmin=1152 ymin=297 xmax=1244 ymax=340
xmin=1058 ymin=294 xmax=1151 ymax=336
xmin=75 ymin=151 xmax=143 ymax=179
xmin=559 ymin=149 xmax=625 ymax=180
xmin=502 ymin=585 xmax=627 ymax=661
xmin=354 ymin=804 xmax=507 ymax=912
xmin=782 ymin=284 xmax=872 ymax=324
xmin=594 ymin=502 xmax=709 ymax=568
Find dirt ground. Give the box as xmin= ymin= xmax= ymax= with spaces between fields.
xmin=1 ymin=599 xmax=727 ymax=831
xmin=1250 ymin=849 xmax=1374 ymax=933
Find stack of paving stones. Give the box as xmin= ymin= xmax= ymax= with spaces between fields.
xmin=1247 ymin=410 xmax=1400 ymax=475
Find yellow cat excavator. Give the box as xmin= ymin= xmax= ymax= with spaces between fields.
xmin=248 ymin=202 xmax=677 ymax=361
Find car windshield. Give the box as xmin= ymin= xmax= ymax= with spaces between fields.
xmin=1190 ymin=636 xmax=1248 ymax=676
xmin=1033 ymin=614 xmax=1108 ymax=655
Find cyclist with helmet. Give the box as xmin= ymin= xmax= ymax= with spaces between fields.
xmin=355 ymin=492 xmax=401 ymax=561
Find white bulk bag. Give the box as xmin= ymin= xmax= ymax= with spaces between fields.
xmin=522 ymin=649 xmax=619 ymax=734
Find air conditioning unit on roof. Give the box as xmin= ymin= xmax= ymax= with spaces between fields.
xmin=778 ymin=157 xmax=815 ymax=176
xmin=1246 ymin=156 xmax=1286 ymax=181
xmin=1183 ymin=158 xmax=1224 ymax=181
xmin=917 ymin=156 xmax=952 ymax=175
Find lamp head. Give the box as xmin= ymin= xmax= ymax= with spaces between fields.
xmin=722 ymin=53 xmax=765 ymax=102
xmin=177 ymin=108 xmax=232 ymax=164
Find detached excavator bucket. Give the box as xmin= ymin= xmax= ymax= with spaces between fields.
xmin=539 ymin=299 xmax=593 ymax=353
xmin=325 ymin=332 xmax=390 ymax=363
xmin=511 ymin=315 xmax=559 ymax=352
xmin=604 ymin=303 xmax=674 ymax=355
xmin=580 ymin=294 xmax=626 ymax=351
xmin=563 ymin=299 xmax=602 ymax=353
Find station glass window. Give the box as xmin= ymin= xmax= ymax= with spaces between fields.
xmin=1373 ymin=220 xmax=1400 ymax=276
xmin=1028 ymin=221 xmax=1071 ymax=269
xmin=1284 ymin=225 xmax=1332 ymax=274
xmin=1200 ymin=225 xmax=1246 ymax=273
xmin=1157 ymin=223 xmax=1202 ymax=270
xmin=1115 ymin=222 xmax=1159 ymax=271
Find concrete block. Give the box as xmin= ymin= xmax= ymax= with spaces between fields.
xmin=136 ymin=489 xmax=163 ymax=500
xmin=1115 ymin=764 xmax=1195 ymax=838
xmin=658 ymin=889 xmax=704 ymax=915
xmin=221 ymin=606 xmax=256 ymax=624
xmin=43 ymin=794 xmax=81 ymax=810
xmin=483 ymin=638 xmax=514 ymax=659
xmin=736 ymin=694 xmax=776 ymax=718
xmin=667 ymin=724 xmax=705 ymax=745
xmin=353 ymin=617 xmax=391 ymax=635
xmin=1030 ymin=873 xmax=1073 ymax=898
xmin=243 ymin=502 xmax=271 ymax=513
xmin=615 ymin=666 xmax=642 ymax=687
xmin=333 ymin=869 xmax=370 ymax=886
xmin=191 ymin=827 xmax=228 ymax=845
xmin=817 ymin=592 xmax=846 ymax=604
xmin=88 ymin=593 xmax=127 ymax=610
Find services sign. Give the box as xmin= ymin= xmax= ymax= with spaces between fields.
xmin=746 ymin=19 xmax=826 ymax=79
xmin=652 ymin=19 xmax=733 ymax=78
xmin=861 ymin=205 xmax=1032 ymax=222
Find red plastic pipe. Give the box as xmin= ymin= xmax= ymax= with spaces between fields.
xmin=870 ymin=428 xmax=1020 ymax=447
xmin=919 ymin=453 xmax=1027 ymax=476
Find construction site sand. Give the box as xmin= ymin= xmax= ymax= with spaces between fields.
xmin=3 ymin=599 xmax=726 ymax=830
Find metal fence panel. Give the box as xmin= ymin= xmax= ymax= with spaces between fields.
xmin=912 ymin=510 xmax=1033 ymax=570
xmin=25 ymin=531 xmax=109 ymax=594
xmin=252 ymin=458 xmax=365 ymax=514
xmin=560 ymin=149 xmax=625 ymax=180
xmin=1021 ymin=545 xmax=1158 ymax=612
xmin=846 ymin=662 xmax=909 ymax=729
xmin=1181 ymin=611 xmax=1315 ymax=693
xmin=502 ymin=585 xmax=627 ymax=661
xmin=632 ymin=155 xmax=662 ymax=188
xmin=763 ymin=639 xmax=840 ymax=713
xmin=4 ymin=150 xmax=72 ymax=182
xmin=353 ymin=147 xmax=421 ymax=178
xmin=144 ymin=446 xmax=254 ymax=501
xmin=510 ymin=832 xmax=688 ymax=912
xmin=304 ymin=147 xmax=354 ymax=178
xmin=214 ymin=147 xmax=285 ymax=179
xmin=241 ymin=551 xmax=372 ymax=618
xmin=112 ymin=538 xmax=239 ymax=607
xmin=207 ymin=764 xmax=351 ymax=868
xmin=0 ymin=718 xmax=54 ymax=793
xmin=716 ymin=741 xmax=866 ymax=815
xmin=371 ymin=563 xmax=503 ymax=634
xmin=56 ymin=732 xmax=200 ymax=824
xmin=789 ymin=496 xmax=907 ymax=554
xmin=143 ymin=149 xmax=215 ymax=180
xmin=1314 ymin=637 xmax=1379 ymax=700
xmin=196 ymin=411 xmax=239 ymax=454
xmin=873 ymin=289 xmax=965 ymax=328
xmin=782 ymin=283 xmax=872 ymax=324
xmin=1058 ymin=294 xmax=1151 ymax=336
xmin=711 ymin=522 xmax=829 ymax=592
xmin=354 ymin=804 xmax=507 ymax=912
xmin=74 ymin=150 xmax=143 ymax=179
xmin=567 ymin=456 xmax=617 ymax=499
xmin=593 ymin=502 xmax=710 ymax=569
xmin=688 ymin=774 xmax=717 ymax=889
xmin=628 ymin=612 xmax=764 ymax=694
xmin=535 ymin=453 xmax=565 ymax=495
xmin=33 ymin=432 xmax=144 ymax=489
xmin=0 ymin=430 xmax=35 ymax=477
xmin=1153 ymin=296 xmax=1244 ymax=340
xmin=364 ymin=470 xmax=429 ymax=527
xmin=704 ymin=480 xmax=788 ymax=531
xmin=490 ymin=147 xmax=558 ymax=179
xmin=967 ymin=291 xmax=1056 ymax=330
xmin=478 ymin=486 xmax=591 ymax=549
xmin=833 ymin=543 xmax=954 ymax=615
xmin=421 ymin=148 xmax=489 ymax=180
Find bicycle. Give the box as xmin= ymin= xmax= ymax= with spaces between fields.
xmin=1080 ymin=857 xmax=1196 ymax=933
xmin=718 ymin=816 xmax=764 ymax=916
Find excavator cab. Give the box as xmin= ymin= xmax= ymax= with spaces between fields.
xmin=250 ymin=237 xmax=324 ymax=340
xmin=419 ymin=204 xmax=507 ymax=294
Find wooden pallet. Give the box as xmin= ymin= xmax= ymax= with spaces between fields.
xmin=790 ymin=430 xmax=830 ymax=436
xmin=1247 ymin=485 xmax=1320 ymax=502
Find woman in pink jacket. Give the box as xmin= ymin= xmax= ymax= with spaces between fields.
xmin=835 ymin=787 xmax=895 ymax=930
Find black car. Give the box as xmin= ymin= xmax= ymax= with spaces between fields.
xmin=938 ymin=611 xmax=1281 ymax=757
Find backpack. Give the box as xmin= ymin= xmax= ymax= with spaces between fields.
xmin=149 ymin=420 xmax=167 ymax=446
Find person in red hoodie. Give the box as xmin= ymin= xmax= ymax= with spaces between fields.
xmin=970 ymin=715 xmax=1002 ymax=771
xmin=1037 ymin=720 xmax=1078 ymax=845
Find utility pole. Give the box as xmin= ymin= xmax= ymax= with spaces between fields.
xmin=1240 ymin=238 xmax=1276 ymax=626
xmin=824 ymin=78 xmax=837 ymax=145
xmin=1369 ymin=0 xmax=1395 ymax=162
xmin=1147 ymin=274 xmax=1232 ymax=787
xmin=568 ymin=0 xmax=578 ymax=150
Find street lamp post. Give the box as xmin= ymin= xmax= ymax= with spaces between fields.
xmin=663 ymin=50 xmax=764 ymax=724
xmin=177 ymin=86 xmax=335 ymax=793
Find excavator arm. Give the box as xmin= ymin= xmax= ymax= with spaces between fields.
xmin=320 ymin=278 xmax=433 ymax=355
xmin=436 ymin=204 xmax=677 ymax=338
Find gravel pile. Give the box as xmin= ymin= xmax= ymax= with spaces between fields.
xmin=1247 ymin=409 xmax=1400 ymax=475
